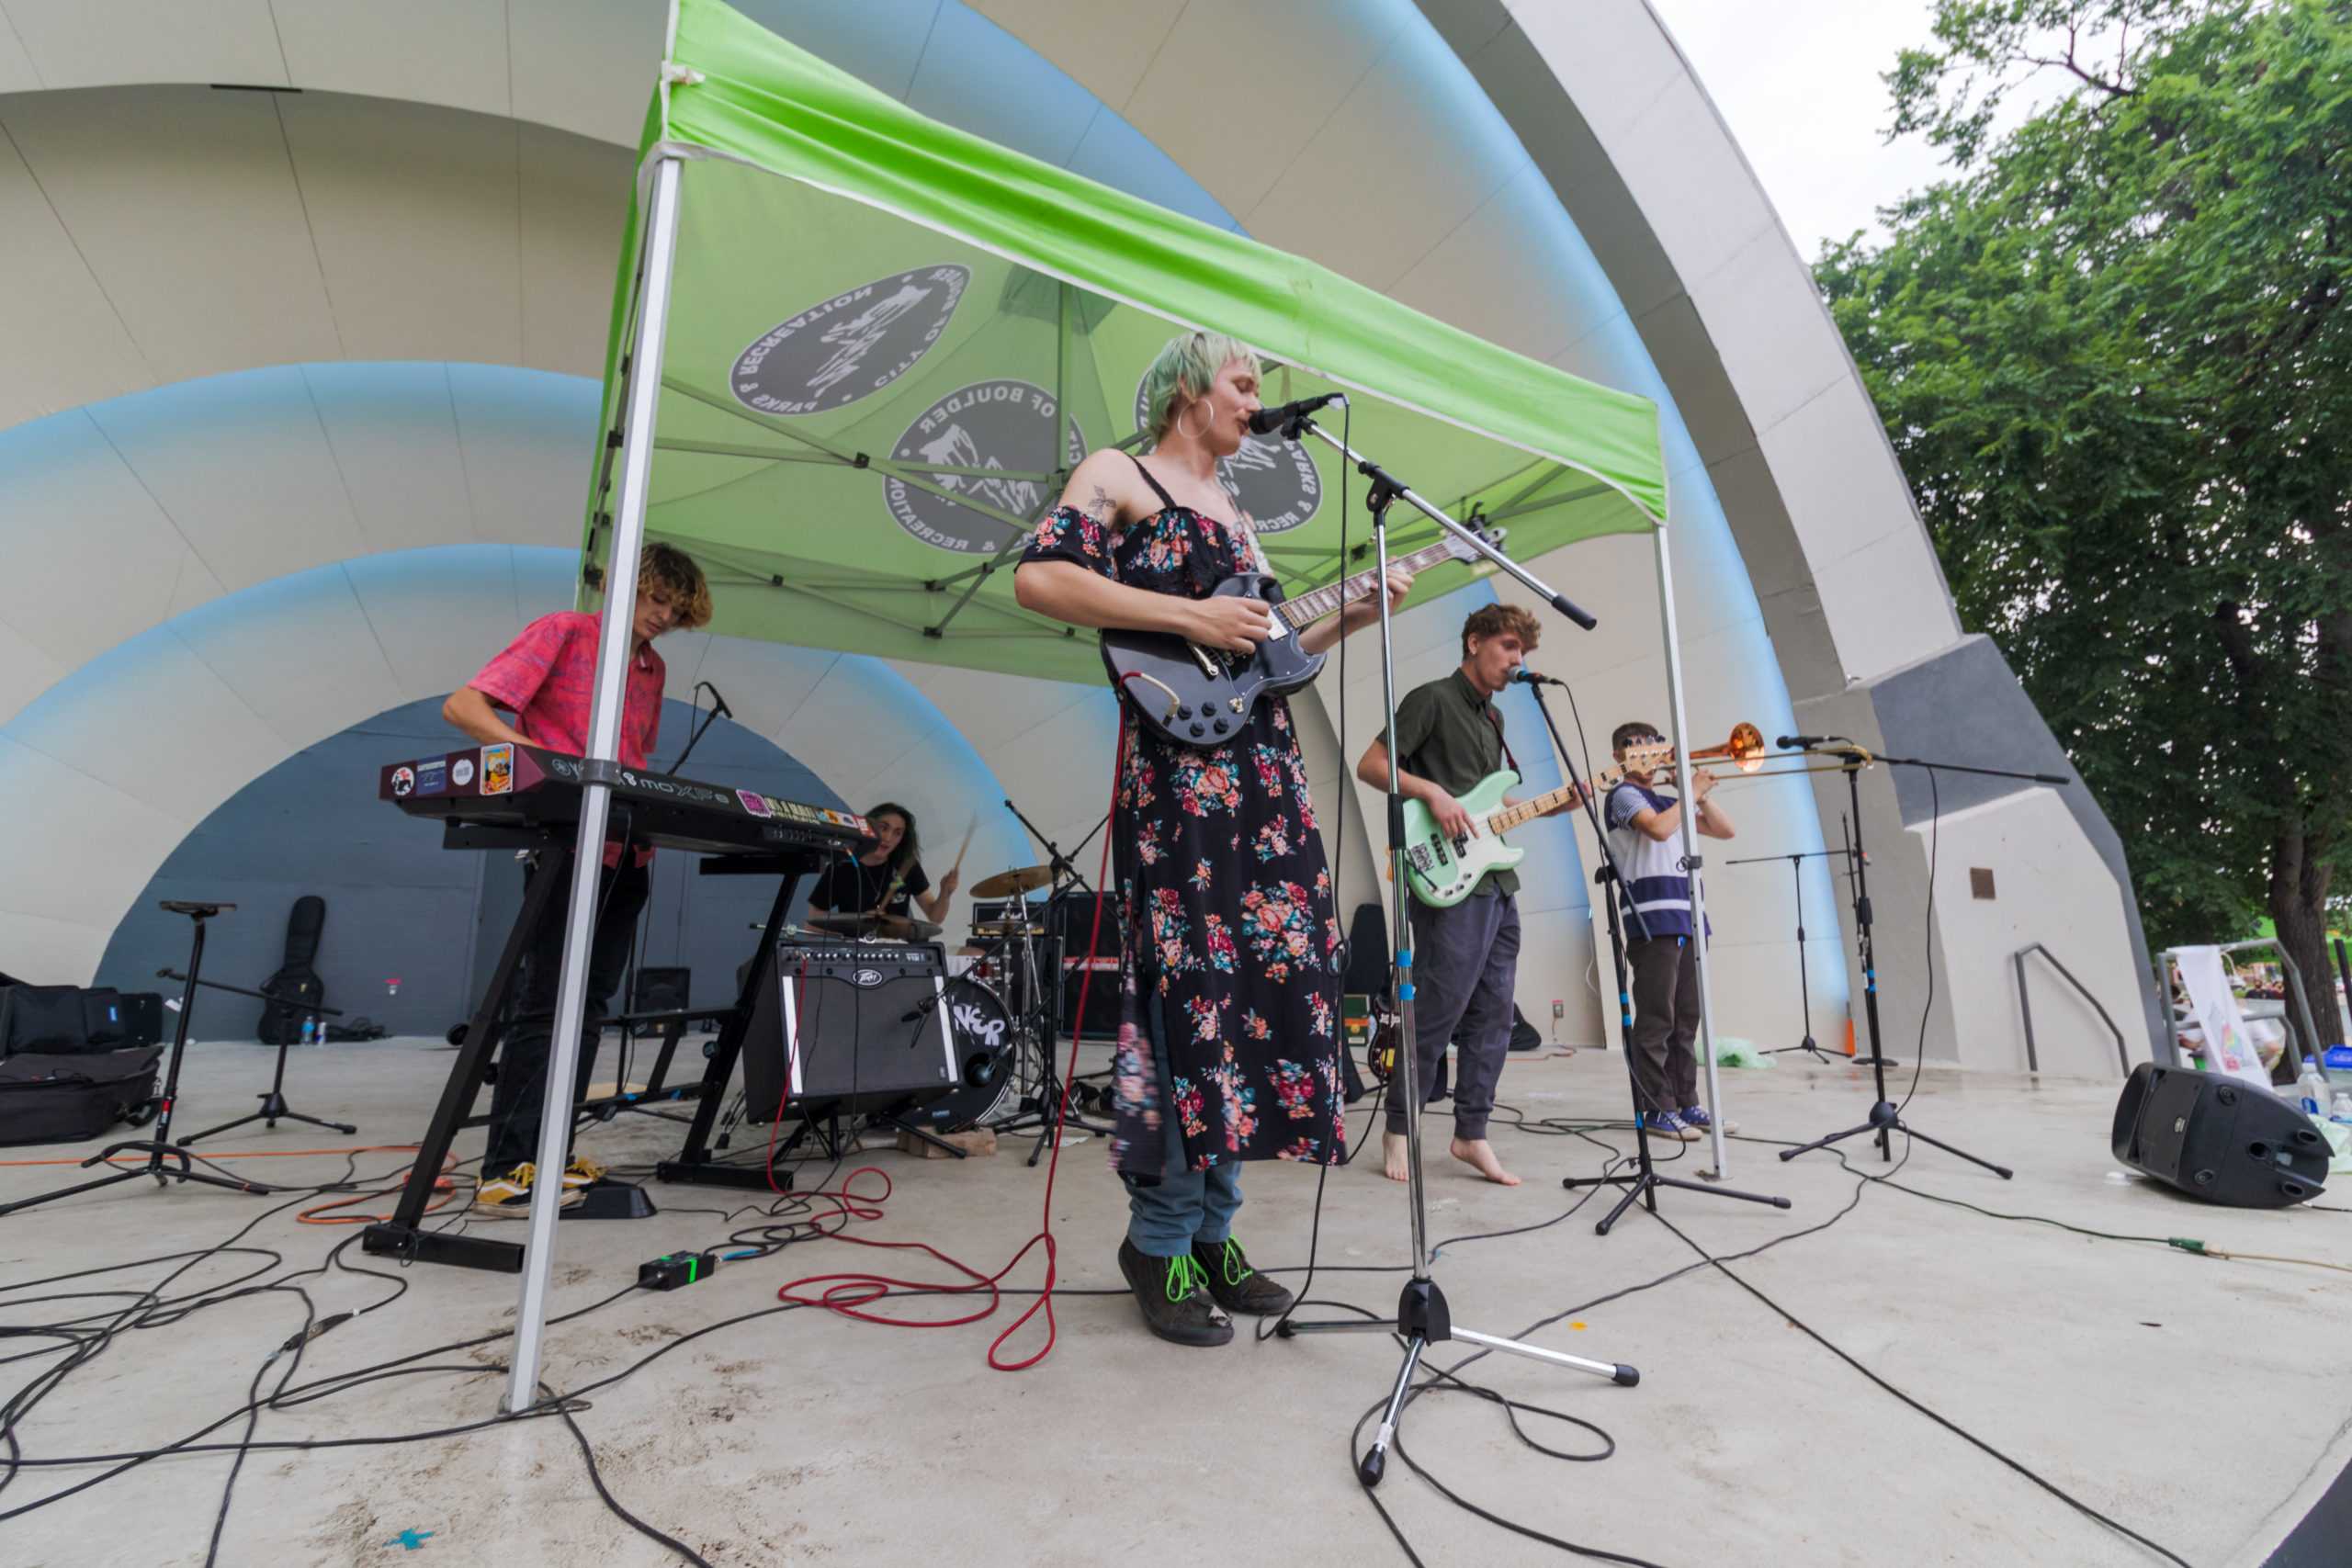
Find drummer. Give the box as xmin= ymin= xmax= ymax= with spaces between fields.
xmin=808 ymin=802 xmax=959 ymax=925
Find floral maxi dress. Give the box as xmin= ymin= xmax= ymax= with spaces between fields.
xmin=1021 ymin=501 xmax=1347 ymax=1177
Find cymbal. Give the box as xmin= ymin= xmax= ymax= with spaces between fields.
xmin=806 ymin=912 xmax=944 ymax=942
xmin=970 ymin=864 xmax=1054 ymax=899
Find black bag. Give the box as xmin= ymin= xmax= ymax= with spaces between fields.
xmin=0 ymin=1047 xmax=163 ymax=1146
xmin=1510 ymin=1003 xmax=1544 ymax=1053
xmin=257 ymin=895 xmax=328 ymax=1044
xmin=80 ymin=987 xmax=126 ymax=1047
xmin=119 ymin=992 xmax=164 ymax=1048
xmin=0 ymin=986 xmax=94 ymax=1056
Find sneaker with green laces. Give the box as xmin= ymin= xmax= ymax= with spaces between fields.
xmin=1191 ymin=1235 xmax=1295 ymax=1317
xmin=1116 ymin=1237 xmax=1233 ymax=1347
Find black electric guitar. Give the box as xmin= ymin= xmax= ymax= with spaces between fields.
xmin=1099 ymin=527 xmax=1504 ymax=749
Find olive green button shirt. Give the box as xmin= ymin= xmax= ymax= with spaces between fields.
xmin=1382 ymin=667 xmax=1517 ymax=897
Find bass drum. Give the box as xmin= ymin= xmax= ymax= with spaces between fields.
xmin=927 ymin=976 xmax=1017 ymax=1132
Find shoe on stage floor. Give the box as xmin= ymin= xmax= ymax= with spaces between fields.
xmin=1679 ymin=1105 xmax=1738 ymax=1135
xmin=1192 ymin=1235 xmax=1295 ymax=1317
xmin=1639 ymin=1111 xmax=1702 ymax=1143
xmin=474 ymin=1163 xmax=585 ymax=1217
xmin=1117 ymin=1237 xmax=1234 ymax=1347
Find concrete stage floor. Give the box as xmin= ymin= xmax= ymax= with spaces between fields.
xmin=2 ymin=1037 xmax=2346 ymax=1568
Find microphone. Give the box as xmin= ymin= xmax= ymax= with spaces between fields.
xmin=1775 ymin=734 xmax=1849 ymax=749
xmin=1246 ymin=392 xmax=1346 ymax=436
xmin=701 ymin=681 xmax=733 ymax=719
xmin=1507 ymin=669 xmax=1563 ymax=687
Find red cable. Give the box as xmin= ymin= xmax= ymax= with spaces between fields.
xmin=775 ymin=706 xmax=1130 ymax=1370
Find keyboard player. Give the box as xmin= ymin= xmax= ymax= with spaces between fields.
xmin=439 ymin=543 xmax=712 ymax=1216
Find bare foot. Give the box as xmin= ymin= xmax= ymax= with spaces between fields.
xmin=1382 ymin=1131 xmax=1412 ymax=1182
xmin=1450 ymin=1137 xmax=1521 ymax=1186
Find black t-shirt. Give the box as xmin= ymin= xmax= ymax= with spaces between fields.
xmin=808 ymin=856 xmax=930 ymax=918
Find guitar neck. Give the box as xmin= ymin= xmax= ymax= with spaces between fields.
xmin=1275 ymin=540 xmax=1461 ymax=629
xmin=1483 ymin=765 xmax=1623 ymax=833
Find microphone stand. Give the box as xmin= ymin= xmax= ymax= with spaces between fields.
xmin=1724 ymin=846 xmax=1856 ymax=1064
xmin=1523 ymin=680 xmax=1790 ymax=1234
xmin=999 ymin=794 xmax=1114 ymax=1163
xmin=1775 ymin=745 xmax=2065 ymax=1178
xmin=666 ymin=682 xmax=729 ymax=775
xmin=1270 ymin=421 xmax=1635 ymax=1490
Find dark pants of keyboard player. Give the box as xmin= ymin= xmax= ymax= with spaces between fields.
xmin=481 ymin=853 xmax=650 ymax=1201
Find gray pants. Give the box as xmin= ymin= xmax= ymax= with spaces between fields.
xmin=1385 ymin=889 xmax=1519 ymax=1142
xmin=1626 ymin=935 xmax=1702 ymax=1114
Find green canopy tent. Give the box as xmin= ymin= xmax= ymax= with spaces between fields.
xmin=504 ymin=0 xmax=1736 ymax=1405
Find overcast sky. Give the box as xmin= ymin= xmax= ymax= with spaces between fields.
xmin=1642 ymin=0 xmax=1959 ymax=259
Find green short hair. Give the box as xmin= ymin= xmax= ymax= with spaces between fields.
xmin=1138 ymin=329 xmax=1261 ymax=441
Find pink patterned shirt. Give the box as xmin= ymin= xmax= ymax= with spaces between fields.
xmin=469 ymin=610 xmax=664 ymax=868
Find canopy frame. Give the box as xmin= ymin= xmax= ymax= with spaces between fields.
xmin=500 ymin=0 xmax=1724 ymax=1407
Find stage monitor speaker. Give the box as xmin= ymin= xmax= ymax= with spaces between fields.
xmin=1047 ymin=891 xmax=1121 ymax=1037
xmin=2110 ymin=1063 xmax=2328 ymax=1208
xmin=741 ymin=939 xmax=957 ymax=1121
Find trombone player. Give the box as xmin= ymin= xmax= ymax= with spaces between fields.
xmin=1603 ymin=719 xmax=1736 ymax=1142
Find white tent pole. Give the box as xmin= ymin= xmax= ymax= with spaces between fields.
xmin=1651 ymin=522 xmax=1730 ymax=1178
xmin=504 ymin=154 xmax=686 ymax=1415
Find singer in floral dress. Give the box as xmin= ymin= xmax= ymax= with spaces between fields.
xmin=1014 ymin=329 xmax=1411 ymax=1346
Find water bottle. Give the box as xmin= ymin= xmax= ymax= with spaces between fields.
xmin=300 ymin=1015 xmax=316 ymax=1047
xmin=308 ymin=1013 xmax=322 ymax=1045
xmin=2294 ymin=1056 xmax=2329 ymax=1117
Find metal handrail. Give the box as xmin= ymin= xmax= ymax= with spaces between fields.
xmin=2012 ymin=942 xmax=2133 ymax=1077
xmin=2153 ymin=938 xmax=2327 ymax=1078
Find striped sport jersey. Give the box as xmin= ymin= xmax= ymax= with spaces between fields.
xmin=1604 ymin=780 xmax=1708 ymax=941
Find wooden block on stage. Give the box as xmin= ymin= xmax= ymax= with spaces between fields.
xmin=896 ymin=1126 xmax=997 ymax=1159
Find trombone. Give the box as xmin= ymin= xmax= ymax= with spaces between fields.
xmin=1669 ymin=723 xmax=1872 ymax=782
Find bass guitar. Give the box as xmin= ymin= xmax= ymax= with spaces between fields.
xmin=1400 ymin=740 xmax=1671 ymax=908
xmin=1099 ymin=527 xmax=1503 ymax=749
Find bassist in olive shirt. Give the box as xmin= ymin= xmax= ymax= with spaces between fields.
xmin=1355 ymin=604 xmax=1584 ymax=1186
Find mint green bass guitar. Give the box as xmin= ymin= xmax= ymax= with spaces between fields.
xmin=1397 ymin=741 xmax=1668 ymax=908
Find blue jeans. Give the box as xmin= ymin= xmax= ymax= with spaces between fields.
xmin=1122 ymin=993 xmax=1243 ymax=1258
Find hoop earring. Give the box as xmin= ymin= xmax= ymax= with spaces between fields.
xmin=1175 ymin=401 xmax=1210 ymax=442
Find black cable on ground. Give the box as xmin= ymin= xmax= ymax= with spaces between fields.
xmin=1646 ymin=1189 xmax=2193 ymax=1568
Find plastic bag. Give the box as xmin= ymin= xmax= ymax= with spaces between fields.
xmin=1713 ymin=1036 xmax=1773 ymax=1069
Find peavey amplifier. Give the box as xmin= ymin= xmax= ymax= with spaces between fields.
xmin=741 ymin=938 xmax=957 ymax=1121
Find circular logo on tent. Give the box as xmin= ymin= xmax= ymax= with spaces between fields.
xmin=884 ymin=379 xmax=1086 ymax=555
xmin=1131 ymin=376 xmax=1322 ymax=533
xmin=730 ymin=265 xmax=970 ymax=418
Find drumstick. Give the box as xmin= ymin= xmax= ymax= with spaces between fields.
xmin=947 ymin=814 xmax=977 ymax=878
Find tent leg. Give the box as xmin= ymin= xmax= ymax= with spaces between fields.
xmin=1652 ymin=524 xmax=1732 ymax=1179
xmin=503 ymin=154 xmax=687 ymax=1416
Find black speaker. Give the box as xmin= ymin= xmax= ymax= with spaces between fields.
xmin=741 ymin=939 xmax=958 ymax=1121
xmin=2111 ymin=1063 xmax=2329 ymax=1208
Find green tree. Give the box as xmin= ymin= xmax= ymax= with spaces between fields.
xmin=1819 ymin=0 xmax=2352 ymax=1037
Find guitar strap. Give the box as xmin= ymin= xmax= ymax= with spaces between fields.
xmin=1483 ymin=704 xmax=1519 ymax=775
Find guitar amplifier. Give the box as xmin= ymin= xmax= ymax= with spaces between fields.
xmin=741 ymin=939 xmax=958 ymax=1122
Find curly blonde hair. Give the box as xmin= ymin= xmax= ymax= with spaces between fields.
xmin=638 ymin=542 xmax=712 ymax=630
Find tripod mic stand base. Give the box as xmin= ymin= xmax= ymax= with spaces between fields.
xmin=178 ymin=1091 xmax=358 ymax=1145
xmin=1563 ymin=1168 xmax=1791 ymax=1235
xmin=1777 ymin=1099 xmax=2014 ymax=1179
xmin=1279 ymin=1277 xmax=1637 ymax=1486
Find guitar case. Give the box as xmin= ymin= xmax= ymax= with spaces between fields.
xmin=0 ymin=1047 xmax=163 ymax=1145
xmin=256 ymin=895 xmax=328 ymax=1044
